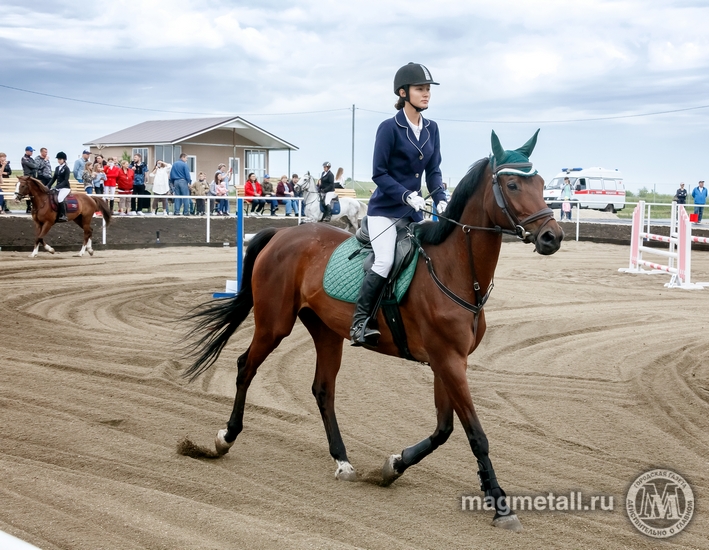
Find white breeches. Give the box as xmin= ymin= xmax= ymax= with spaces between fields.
xmin=324 ymin=191 xmax=337 ymax=206
xmin=57 ymin=188 xmax=70 ymax=202
xmin=368 ymin=216 xmax=397 ymax=278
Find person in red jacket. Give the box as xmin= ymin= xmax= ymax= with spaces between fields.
xmin=244 ymin=172 xmax=265 ymax=216
xmin=115 ymin=160 xmax=135 ymax=215
xmin=103 ymin=157 xmax=120 ymax=212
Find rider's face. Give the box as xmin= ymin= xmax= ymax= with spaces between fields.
xmin=406 ymin=84 xmax=431 ymax=110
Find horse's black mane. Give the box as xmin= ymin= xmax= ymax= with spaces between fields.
xmin=416 ymin=156 xmax=489 ymax=245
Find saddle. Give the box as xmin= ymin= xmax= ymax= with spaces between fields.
xmin=344 ymin=215 xmax=421 ymax=361
xmin=48 ymin=190 xmax=79 ymax=213
xmin=319 ymin=195 xmax=341 ymax=215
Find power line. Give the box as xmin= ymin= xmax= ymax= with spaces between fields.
xmin=0 ymin=83 xmax=351 ymax=117
xmin=356 ymin=104 xmax=709 ymax=124
xmin=4 ymin=81 xmax=709 ymax=123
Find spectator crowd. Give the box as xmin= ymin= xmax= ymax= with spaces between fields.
xmin=0 ymin=147 xmax=347 ymax=218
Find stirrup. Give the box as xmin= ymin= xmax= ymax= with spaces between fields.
xmin=350 ymin=320 xmax=381 ymax=347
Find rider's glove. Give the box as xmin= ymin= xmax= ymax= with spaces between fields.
xmin=406 ymin=191 xmax=426 ymax=212
xmin=436 ymin=201 xmax=448 ymax=215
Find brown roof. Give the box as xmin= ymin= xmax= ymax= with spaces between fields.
xmin=84 ymin=116 xmax=297 ymax=150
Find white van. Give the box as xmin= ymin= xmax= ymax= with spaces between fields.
xmin=544 ymin=167 xmax=625 ymax=212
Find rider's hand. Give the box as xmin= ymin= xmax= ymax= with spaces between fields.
xmin=406 ymin=191 xmax=426 ymax=212
xmin=436 ymin=201 xmax=448 ymax=215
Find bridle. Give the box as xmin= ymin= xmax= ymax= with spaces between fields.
xmin=412 ymin=159 xmax=555 ymax=328
xmin=295 ymin=173 xmax=323 ymax=209
xmin=489 ymin=160 xmax=555 ymax=243
xmin=430 ymin=160 xmax=554 ymax=243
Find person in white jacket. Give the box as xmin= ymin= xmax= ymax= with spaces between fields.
xmin=151 ymin=161 xmax=172 ymax=215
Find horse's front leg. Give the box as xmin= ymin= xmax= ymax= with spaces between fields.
xmin=436 ymin=356 xmax=523 ymax=532
xmin=35 ymin=222 xmax=54 ymax=254
xmin=381 ymin=374 xmax=453 ymax=486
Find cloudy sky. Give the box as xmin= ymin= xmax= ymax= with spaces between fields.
xmin=2 ymin=0 xmax=709 ymax=193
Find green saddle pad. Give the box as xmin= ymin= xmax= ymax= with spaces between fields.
xmin=323 ymin=237 xmax=419 ymax=303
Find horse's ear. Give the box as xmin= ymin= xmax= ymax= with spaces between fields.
xmin=515 ymin=129 xmax=540 ymax=158
xmin=491 ymin=130 xmax=505 ymax=164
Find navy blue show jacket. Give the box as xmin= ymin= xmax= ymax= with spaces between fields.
xmin=368 ymin=109 xmax=446 ymax=221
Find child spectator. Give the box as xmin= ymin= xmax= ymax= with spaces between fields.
xmin=190 ymin=172 xmax=209 ymax=216
xmin=214 ymin=171 xmax=228 ymax=215
xmin=92 ymin=163 xmax=106 ymax=195
xmin=82 ymin=162 xmax=94 ymax=194
xmin=91 ymin=163 xmax=106 ymax=217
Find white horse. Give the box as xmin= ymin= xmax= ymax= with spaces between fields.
xmin=295 ymin=171 xmax=366 ymax=233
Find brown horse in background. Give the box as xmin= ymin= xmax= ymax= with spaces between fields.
xmin=182 ymin=134 xmax=563 ymax=532
xmin=15 ymin=176 xmax=112 ymax=257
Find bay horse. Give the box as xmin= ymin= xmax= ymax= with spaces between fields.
xmin=15 ymin=176 xmax=112 ymax=257
xmin=182 ymin=132 xmax=563 ymax=532
xmin=294 ymin=171 xmax=366 ymax=233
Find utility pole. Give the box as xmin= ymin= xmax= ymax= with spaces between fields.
xmin=351 ymin=104 xmax=355 ymax=188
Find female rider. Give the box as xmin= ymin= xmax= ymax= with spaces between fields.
xmin=349 ymin=63 xmax=448 ymax=346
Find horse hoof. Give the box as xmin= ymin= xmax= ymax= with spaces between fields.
xmin=334 ymin=460 xmax=357 ymax=481
xmin=88 ymin=249 xmax=94 ymax=256
xmin=214 ymin=428 xmax=235 ymax=456
xmin=381 ymin=454 xmax=403 ymax=486
xmin=492 ymin=514 xmax=523 ymax=532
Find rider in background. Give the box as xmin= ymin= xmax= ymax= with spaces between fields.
xmin=318 ymin=162 xmax=335 ymax=222
xmin=349 ymin=62 xmax=448 ymax=346
xmin=48 ymin=151 xmax=71 ymax=223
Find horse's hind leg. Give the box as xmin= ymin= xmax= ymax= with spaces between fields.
xmin=299 ymin=309 xmax=354 ymax=480
xmin=215 ymin=312 xmax=296 ymax=455
xmin=381 ymin=375 xmax=453 ymax=486
xmin=78 ymin=217 xmax=93 ymax=256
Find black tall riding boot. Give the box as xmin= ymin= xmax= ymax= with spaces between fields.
xmin=350 ymin=270 xmax=388 ymax=347
xmin=57 ymin=201 xmax=68 ymax=223
xmin=109 ymin=199 xmax=115 ymax=212
xmin=26 ymin=200 xmax=32 ymax=214
xmin=321 ymin=204 xmax=332 ymax=222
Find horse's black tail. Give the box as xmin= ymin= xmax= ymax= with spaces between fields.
xmin=183 ymin=227 xmax=279 ymax=381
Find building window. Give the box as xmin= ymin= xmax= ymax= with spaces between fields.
xmin=245 ymin=149 xmax=265 ymax=181
xmin=155 ymin=145 xmax=181 ymax=165
xmin=132 ymin=148 xmax=149 ymax=166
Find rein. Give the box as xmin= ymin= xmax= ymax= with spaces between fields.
xmin=413 ymin=162 xmax=554 ymax=323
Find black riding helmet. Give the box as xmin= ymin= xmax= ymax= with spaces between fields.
xmin=393 ymin=62 xmax=439 ymax=112
xmin=55 ymin=151 xmax=67 ymax=160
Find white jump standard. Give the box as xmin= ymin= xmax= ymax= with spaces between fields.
xmin=619 ymin=200 xmax=708 ymax=289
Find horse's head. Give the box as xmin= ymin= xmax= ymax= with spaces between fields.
xmin=296 ymin=171 xmax=317 ymax=194
xmin=15 ymin=175 xmax=41 ymax=200
xmin=485 ymin=130 xmax=562 ymax=255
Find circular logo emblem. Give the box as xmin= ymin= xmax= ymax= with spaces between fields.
xmin=626 ymin=469 xmax=694 ymax=538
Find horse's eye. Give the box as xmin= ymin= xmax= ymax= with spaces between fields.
xmin=507 ymin=182 xmax=518 ymax=191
